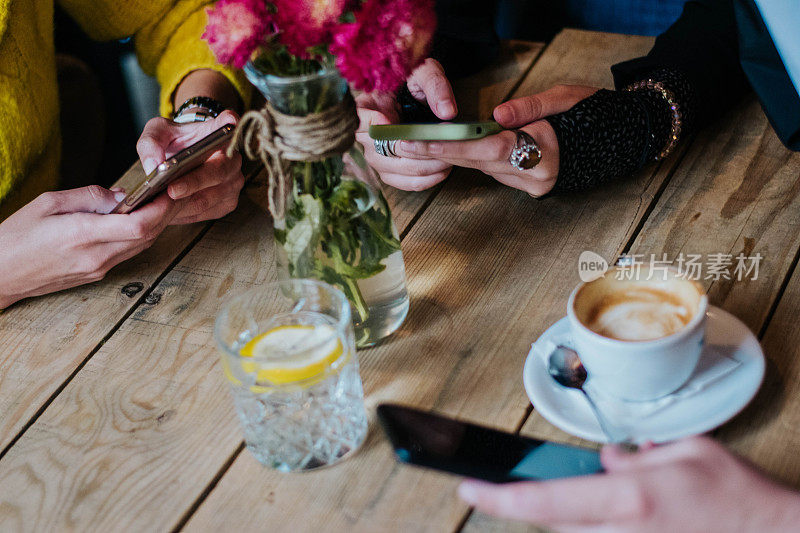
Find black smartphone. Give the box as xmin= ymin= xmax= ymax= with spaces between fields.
xmin=377 ymin=404 xmax=603 ymax=483
xmin=111 ymin=124 xmax=234 ymax=214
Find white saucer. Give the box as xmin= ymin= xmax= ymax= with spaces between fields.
xmin=523 ymin=306 xmax=765 ymax=444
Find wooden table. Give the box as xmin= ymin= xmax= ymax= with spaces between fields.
xmin=2 ymin=30 xmax=800 ymax=532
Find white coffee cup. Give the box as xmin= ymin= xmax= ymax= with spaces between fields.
xmin=567 ymin=266 xmax=708 ymax=401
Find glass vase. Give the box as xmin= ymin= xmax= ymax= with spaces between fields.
xmin=244 ymin=63 xmax=410 ymax=348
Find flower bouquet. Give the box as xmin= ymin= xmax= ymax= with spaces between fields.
xmin=203 ymin=0 xmax=436 ymax=346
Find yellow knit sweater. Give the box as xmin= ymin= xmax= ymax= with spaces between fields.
xmin=0 ymin=0 xmax=249 ymax=219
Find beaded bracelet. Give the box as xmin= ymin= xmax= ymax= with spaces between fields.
xmin=173 ymin=96 xmax=226 ymax=123
xmin=624 ymin=79 xmax=682 ymax=160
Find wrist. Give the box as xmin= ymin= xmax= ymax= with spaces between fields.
xmin=172 ymin=69 xmax=242 ymax=115
xmin=173 ymin=96 xmax=226 ymax=123
xmin=545 ymin=89 xmax=650 ymax=193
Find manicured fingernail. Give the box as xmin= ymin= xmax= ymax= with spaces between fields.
xmin=142 ymin=158 xmax=159 ymax=175
xmin=170 ymin=183 xmax=187 ymax=198
xmin=495 ymin=105 xmax=514 ymax=124
xmin=113 ymin=192 xmax=127 ymax=202
xmin=437 ymin=100 xmax=456 ymax=118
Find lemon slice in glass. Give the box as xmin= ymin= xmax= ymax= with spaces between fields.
xmin=238 ymin=324 xmax=344 ymax=385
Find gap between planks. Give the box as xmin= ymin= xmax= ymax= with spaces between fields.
xmin=170 ymin=41 xmax=548 ymax=532
xmin=0 ymin=216 xmax=218 ymax=464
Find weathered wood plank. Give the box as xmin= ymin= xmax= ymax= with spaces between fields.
xmin=520 ymin=96 xmax=800 ymax=441
xmin=624 ymin=96 xmax=800 ymax=332
xmin=0 ymin=163 xmax=210 ymax=454
xmin=622 ymin=100 xmax=800 ymax=492
xmin=720 ymin=260 xmax=800 ymax=488
xmin=187 ymin=30 xmax=671 ymax=533
xmin=0 ymin=43 xmax=543 ymax=532
xmin=0 ymin=201 xmax=268 ymax=532
xmin=516 ymin=40 xmax=800 ymax=503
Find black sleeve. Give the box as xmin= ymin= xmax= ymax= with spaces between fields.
xmin=545 ymin=0 xmax=755 ymax=193
xmin=611 ymin=0 xmax=751 ymax=128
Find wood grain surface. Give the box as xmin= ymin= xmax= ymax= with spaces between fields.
xmin=0 ymin=176 xmax=207 ymax=457
xmin=186 ymin=30 xmax=666 ymax=533
xmin=0 ymin=41 xmax=542 ymax=532
xmin=2 ymin=29 xmax=800 ymax=533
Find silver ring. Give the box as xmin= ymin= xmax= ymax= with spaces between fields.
xmin=509 ymin=130 xmax=541 ymax=170
xmin=374 ymin=139 xmax=399 ymax=158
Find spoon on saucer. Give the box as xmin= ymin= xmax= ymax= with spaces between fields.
xmin=548 ymin=345 xmax=638 ymax=451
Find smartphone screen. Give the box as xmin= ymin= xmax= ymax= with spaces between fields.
xmin=377 ymin=404 xmax=603 ymax=483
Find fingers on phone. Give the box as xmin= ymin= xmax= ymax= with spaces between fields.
xmin=357 ymin=107 xmax=393 ymax=133
xmin=171 ymin=175 xmax=244 ymax=224
xmin=363 ymin=149 xmax=452 ymax=175
xmin=94 ymin=193 xmax=175 ymax=242
xmin=410 ymin=58 xmax=456 ymax=119
xmin=35 ymin=186 xmax=121 ymax=216
xmin=398 ymin=132 xmax=516 ymax=162
xmin=137 ymin=117 xmax=173 ymax=173
xmin=167 ymin=150 xmax=240 ymax=200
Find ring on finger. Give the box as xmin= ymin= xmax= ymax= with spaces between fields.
xmin=374 ymin=139 xmax=399 ymax=158
xmin=509 ymin=130 xmax=542 ymax=170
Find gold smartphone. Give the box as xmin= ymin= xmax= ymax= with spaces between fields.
xmin=111 ymin=124 xmax=234 ymax=214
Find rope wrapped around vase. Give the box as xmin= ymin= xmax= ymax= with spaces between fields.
xmin=226 ymin=92 xmax=359 ymax=220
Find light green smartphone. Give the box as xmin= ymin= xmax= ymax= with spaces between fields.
xmin=369 ymin=121 xmax=504 ymax=141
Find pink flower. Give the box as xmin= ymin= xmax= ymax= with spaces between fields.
xmin=330 ymin=0 xmax=436 ymax=93
xmin=203 ymin=0 xmax=274 ymax=68
xmin=272 ymin=0 xmax=349 ymax=58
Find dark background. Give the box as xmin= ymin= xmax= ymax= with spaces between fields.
xmin=53 ymin=0 xmax=689 ymax=185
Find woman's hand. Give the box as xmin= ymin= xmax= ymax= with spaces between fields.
xmin=0 ymin=186 xmax=178 ymax=308
xmin=398 ymin=85 xmax=598 ymax=196
xmin=356 ymin=58 xmax=457 ymax=191
xmin=458 ymin=436 xmax=800 ymax=532
xmin=136 ymin=110 xmax=244 ymax=224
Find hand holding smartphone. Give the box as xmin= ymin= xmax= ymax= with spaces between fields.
xmin=111 ymin=124 xmax=234 ymax=214
xmin=377 ymin=404 xmax=602 ymax=483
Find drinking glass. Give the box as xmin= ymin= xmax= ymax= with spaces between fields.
xmin=215 ymin=279 xmax=368 ymax=471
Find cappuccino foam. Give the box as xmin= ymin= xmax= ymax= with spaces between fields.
xmin=585 ymin=288 xmax=693 ymax=341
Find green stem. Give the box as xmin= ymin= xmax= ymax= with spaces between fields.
xmin=313 ymin=83 xmax=330 ymax=113
xmin=344 ymin=275 xmax=369 ymax=324
xmin=263 ymin=53 xmax=281 ymax=76
xmin=303 ymin=162 xmax=313 ymax=194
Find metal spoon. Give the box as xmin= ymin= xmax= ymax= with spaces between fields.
xmin=547 ymin=345 xmax=637 ymax=450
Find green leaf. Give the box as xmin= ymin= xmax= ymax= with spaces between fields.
xmin=283 ymin=194 xmax=324 ymax=277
